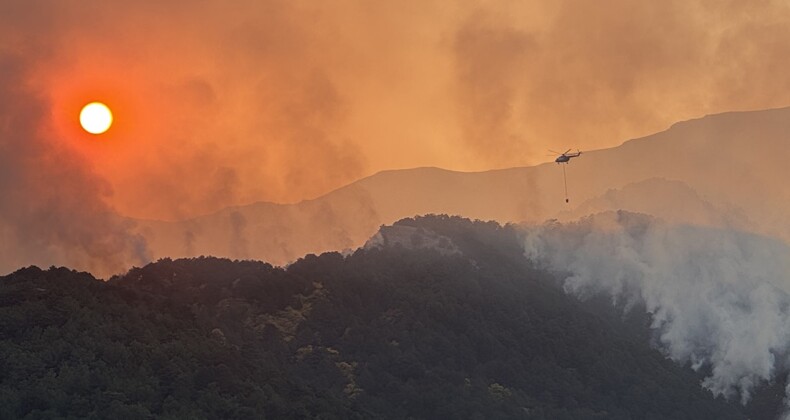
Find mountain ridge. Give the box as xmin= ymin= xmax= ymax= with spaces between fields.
xmin=140 ymin=104 xmax=790 ymax=224
xmin=130 ymin=106 xmax=790 ymax=267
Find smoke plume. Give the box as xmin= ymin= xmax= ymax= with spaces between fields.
xmin=0 ymin=53 xmax=149 ymax=277
xmin=523 ymin=211 xmax=790 ymax=406
xmin=5 ymin=1 xmax=790 ymax=221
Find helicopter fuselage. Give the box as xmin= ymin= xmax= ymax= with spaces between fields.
xmin=555 ymin=153 xmax=581 ymax=164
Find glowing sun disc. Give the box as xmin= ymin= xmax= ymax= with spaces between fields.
xmin=80 ymin=102 xmax=113 ymax=134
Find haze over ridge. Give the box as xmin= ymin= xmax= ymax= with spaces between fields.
xmin=0 ymin=105 xmax=786 ymax=276
xmin=127 ymin=106 xmax=790 ymax=268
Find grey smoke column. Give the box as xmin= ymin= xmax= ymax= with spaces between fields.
xmin=523 ymin=211 xmax=790 ymax=405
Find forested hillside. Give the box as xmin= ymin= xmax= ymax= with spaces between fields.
xmin=0 ymin=216 xmax=759 ymax=419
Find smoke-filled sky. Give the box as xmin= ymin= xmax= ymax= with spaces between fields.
xmin=4 ymin=0 xmax=790 ymax=222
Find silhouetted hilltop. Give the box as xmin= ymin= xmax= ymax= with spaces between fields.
xmin=0 ymin=215 xmax=761 ymax=419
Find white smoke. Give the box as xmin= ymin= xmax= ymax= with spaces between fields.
xmin=523 ymin=211 xmax=790 ymax=406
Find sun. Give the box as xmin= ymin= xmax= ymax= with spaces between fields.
xmin=80 ymin=102 xmax=113 ymax=134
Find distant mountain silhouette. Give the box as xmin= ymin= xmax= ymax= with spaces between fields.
xmin=135 ymin=106 xmax=790 ymax=265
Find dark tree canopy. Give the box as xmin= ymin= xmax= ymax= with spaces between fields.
xmin=0 ymin=215 xmax=771 ymax=419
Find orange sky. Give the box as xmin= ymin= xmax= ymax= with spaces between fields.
xmin=4 ymin=0 xmax=790 ymax=221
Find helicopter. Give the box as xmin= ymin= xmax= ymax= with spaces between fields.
xmin=547 ymin=149 xmax=582 ymax=203
xmin=550 ymin=149 xmax=582 ymax=164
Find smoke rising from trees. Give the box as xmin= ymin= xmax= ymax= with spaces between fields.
xmin=523 ymin=211 xmax=790 ymax=408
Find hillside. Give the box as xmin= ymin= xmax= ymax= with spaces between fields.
xmin=133 ymin=106 xmax=790 ymax=266
xmin=0 ymin=216 xmax=758 ymax=419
